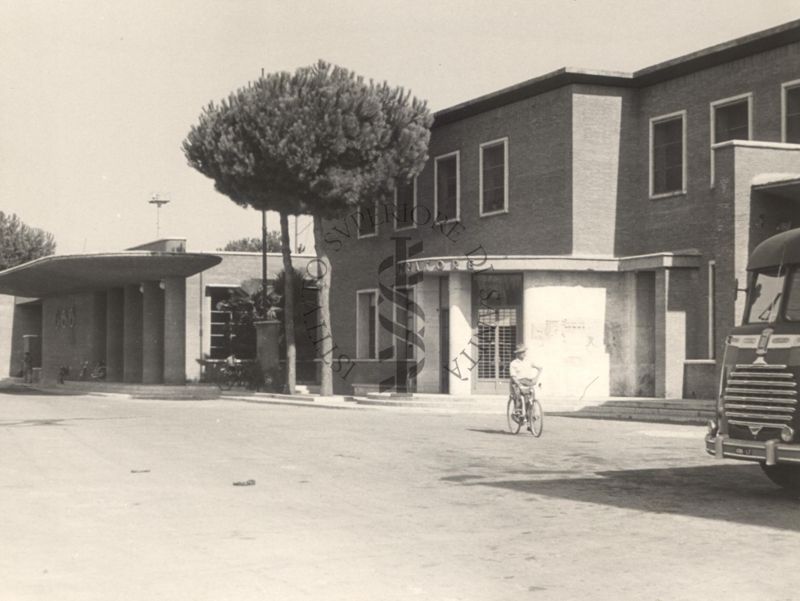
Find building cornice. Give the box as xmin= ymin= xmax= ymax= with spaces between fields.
xmin=399 ymin=252 xmax=702 ymax=274
xmin=433 ymin=19 xmax=800 ymax=128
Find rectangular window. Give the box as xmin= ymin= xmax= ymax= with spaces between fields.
xmin=783 ymin=80 xmax=800 ymax=144
xmin=713 ymin=99 xmax=750 ymax=143
xmin=356 ymin=290 xmax=378 ymax=359
xmin=480 ymin=138 xmax=508 ymax=216
xmin=394 ymin=178 xmax=416 ymax=230
xmin=357 ymin=201 xmax=378 ymax=238
xmin=650 ymin=111 xmax=686 ymax=197
xmin=206 ymin=286 xmax=256 ymax=360
xmin=434 ymin=151 xmax=459 ymax=222
xmin=785 ymin=269 xmax=800 ymax=321
xmin=710 ymin=94 xmax=751 ymax=185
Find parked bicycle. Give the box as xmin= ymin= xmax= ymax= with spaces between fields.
xmin=217 ymin=361 xmax=249 ymax=391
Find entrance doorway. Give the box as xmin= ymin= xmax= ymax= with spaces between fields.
xmin=474 ymin=274 xmax=521 ymax=394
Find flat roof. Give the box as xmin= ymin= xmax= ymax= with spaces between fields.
xmin=0 ymin=252 xmax=222 ymax=297
xmin=434 ymin=19 xmax=800 ymax=127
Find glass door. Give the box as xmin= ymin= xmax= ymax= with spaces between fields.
xmin=474 ymin=274 xmax=521 ymax=394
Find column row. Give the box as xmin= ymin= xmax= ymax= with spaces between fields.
xmin=105 ymin=277 xmax=186 ymax=385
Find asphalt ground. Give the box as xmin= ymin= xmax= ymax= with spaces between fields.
xmin=1 ymin=391 xmax=798 ymax=601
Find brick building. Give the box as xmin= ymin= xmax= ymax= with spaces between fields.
xmin=0 ymin=237 xmax=315 ymax=384
xmin=324 ymin=20 xmax=800 ymax=405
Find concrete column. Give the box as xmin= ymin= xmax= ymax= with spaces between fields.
xmin=142 ymin=281 xmax=164 ymax=384
xmin=106 ymin=288 xmax=124 ymax=381
xmin=522 ymin=272 xmax=536 ymax=350
xmin=447 ymin=272 xmax=473 ymax=396
xmin=415 ymin=275 xmax=441 ymax=393
xmin=183 ymin=273 xmax=203 ymax=381
xmin=621 ymin=272 xmax=638 ymax=396
xmin=123 ymin=284 xmax=143 ymax=383
xmin=163 ymin=277 xmax=186 ymax=385
xmin=201 ymin=294 xmax=212 ymax=360
xmin=655 ymin=269 xmax=686 ymax=398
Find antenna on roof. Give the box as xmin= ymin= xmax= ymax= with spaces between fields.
xmin=148 ymin=193 xmax=170 ymax=238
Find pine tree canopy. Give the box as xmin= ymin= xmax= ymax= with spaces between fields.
xmin=0 ymin=212 xmax=56 ymax=271
xmin=182 ymin=61 xmax=433 ymax=218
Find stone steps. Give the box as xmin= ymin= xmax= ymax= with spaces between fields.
xmin=26 ymin=381 xmax=221 ymax=400
xmin=551 ymin=400 xmax=716 ymax=425
xmin=350 ymin=393 xmax=716 ymax=424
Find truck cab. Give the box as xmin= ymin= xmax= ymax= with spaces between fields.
xmin=706 ymin=228 xmax=800 ymax=493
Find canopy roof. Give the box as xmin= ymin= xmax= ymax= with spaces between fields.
xmin=0 ymin=252 xmax=222 ymax=297
xmin=751 ymin=172 xmax=800 ymax=201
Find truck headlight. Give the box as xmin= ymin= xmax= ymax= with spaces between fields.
xmin=707 ymin=419 xmax=718 ymax=436
xmin=781 ymin=426 xmax=795 ymax=443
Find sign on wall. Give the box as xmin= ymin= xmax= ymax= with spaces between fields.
xmin=55 ymin=305 xmax=76 ymax=329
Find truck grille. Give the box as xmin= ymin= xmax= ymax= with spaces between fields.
xmin=724 ymin=364 xmax=797 ymax=436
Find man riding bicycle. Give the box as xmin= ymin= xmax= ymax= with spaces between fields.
xmin=509 ymin=344 xmax=542 ymax=431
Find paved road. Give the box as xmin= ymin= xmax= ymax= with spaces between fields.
xmin=1 ymin=391 xmax=798 ymax=601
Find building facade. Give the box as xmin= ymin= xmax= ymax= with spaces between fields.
xmin=0 ymin=238 xmax=315 ymax=384
xmin=324 ymin=20 xmax=800 ymax=405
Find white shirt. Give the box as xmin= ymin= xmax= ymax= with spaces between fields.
xmin=509 ymin=357 xmax=540 ymax=381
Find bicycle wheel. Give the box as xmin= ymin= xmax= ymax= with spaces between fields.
xmin=219 ymin=368 xmax=234 ymax=391
xmin=506 ymin=398 xmax=521 ymax=434
xmin=528 ymin=399 xmax=543 ymax=437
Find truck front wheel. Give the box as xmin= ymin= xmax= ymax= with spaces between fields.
xmin=760 ymin=463 xmax=800 ymax=494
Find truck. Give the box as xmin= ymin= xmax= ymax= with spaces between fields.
xmin=706 ymin=228 xmax=800 ymax=493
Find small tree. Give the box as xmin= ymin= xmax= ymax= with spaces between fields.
xmin=184 ymin=61 xmax=432 ymax=394
xmin=0 ymin=212 xmax=56 ymax=271
xmin=220 ymin=233 xmax=282 ymax=253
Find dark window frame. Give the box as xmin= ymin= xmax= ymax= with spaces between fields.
xmin=394 ymin=177 xmax=417 ymax=231
xmin=434 ymin=151 xmax=460 ymax=223
xmin=650 ymin=111 xmax=686 ymax=198
xmin=783 ymin=81 xmax=800 ymax=144
xmin=479 ymin=138 xmax=508 ymax=216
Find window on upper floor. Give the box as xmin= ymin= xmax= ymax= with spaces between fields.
xmin=357 ymin=201 xmax=378 ymax=238
xmin=394 ymin=178 xmax=417 ymax=231
xmin=434 ymin=151 xmax=459 ymax=222
xmin=650 ymin=111 xmax=686 ymax=197
xmin=712 ymin=95 xmax=751 ymax=144
xmin=710 ymin=94 xmax=751 ymax=185
xmin=783 ymin=80 xmax=800 ymax=144
xmin=480 ymin=138 xmax=508 ymax=216
xmin=356 ymin=290 xmax=378 ymax=359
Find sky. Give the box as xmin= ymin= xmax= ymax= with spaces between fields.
xmin=1 ymin=0 xmax=799 ymax=255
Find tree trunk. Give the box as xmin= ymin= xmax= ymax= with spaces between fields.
xmin=279 ymin=211 xmax=296 ymax=394
xmin=313 ymin=214 xmax=333 ymax=395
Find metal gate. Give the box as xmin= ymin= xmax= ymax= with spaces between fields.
xmin=477 ymin=307 xmax=517 ymax=383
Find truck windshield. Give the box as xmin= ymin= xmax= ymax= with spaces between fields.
xmin=747 ymin=267 xmax=785 ymax=323
xmin=785 ymin=270 xmax=800 ymax=321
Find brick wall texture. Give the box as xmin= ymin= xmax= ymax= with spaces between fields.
xmin=325 ymin=35 xmax=800 ymax=396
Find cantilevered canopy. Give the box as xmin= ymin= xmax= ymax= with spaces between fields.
xmin=0 ymin=252 xmax=222 ymax=297
xmin=751 ymin=173 xmax=800 ymax=201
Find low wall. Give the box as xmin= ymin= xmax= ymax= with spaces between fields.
xmin=683 ymin=360 xmax=717 ymax=399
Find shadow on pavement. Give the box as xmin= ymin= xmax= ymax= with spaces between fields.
xmin=0 ymin=416 xmax=140 ymax=428
xmin=0 ymin=384 xmax=83 ymax=396
xmin=466 ymin=428 xmax=516 ymax=436
xmin=450 ymin=464 xmax=800 ymax=531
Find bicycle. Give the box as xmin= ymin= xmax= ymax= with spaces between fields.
xmin=217 ymin=362 xmax=247 ymax=391
xmin=506 ymin=380 xmax=543 ymax=437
